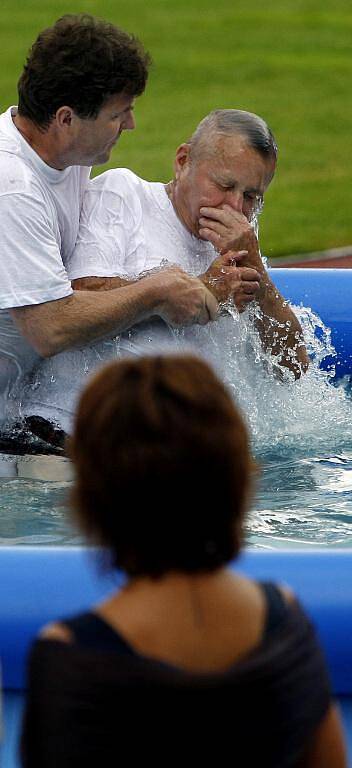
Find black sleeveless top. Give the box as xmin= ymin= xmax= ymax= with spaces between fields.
xmin=21 ymin=582 xmax=331 ymax=768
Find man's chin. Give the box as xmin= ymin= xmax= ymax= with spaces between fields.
xmin=91 ymin=150 xmax=112 ymax=166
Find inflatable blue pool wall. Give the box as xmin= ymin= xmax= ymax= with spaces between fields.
xmin=2 ymin=547 xmax=352 ymax=766
xmin=0 ymin=546 xmax=351 ymax=693
xmin=269 ymin=268 xmax=352 ymax=379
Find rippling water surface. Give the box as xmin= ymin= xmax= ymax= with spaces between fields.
xmin=1 ymin=449 xmax=352 ymax=548
xmin=248 ymin=451 xmax=352 ymax=548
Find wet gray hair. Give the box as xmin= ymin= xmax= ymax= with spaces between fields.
xmin=189 ymin=109 xmax=278 ymax=162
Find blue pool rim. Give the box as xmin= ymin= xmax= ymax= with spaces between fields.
xmin=0 ymin=546 xmax=351 ymax=693
xmin=3 ymin=547 xmax=352 ymax=768
xmin=268 ymin=267 xmax=352 ymax=379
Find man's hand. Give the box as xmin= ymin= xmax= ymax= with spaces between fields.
xmin=200 ymin=252 xmax=261 ymax=313
xmin=199 ymin=204 xmax=263 ymax=271
xmin=151 ymin=266 xmax=218 ymax=327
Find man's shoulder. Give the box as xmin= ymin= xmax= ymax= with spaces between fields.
xmin=0 ymin=111 xmax=39 ymax=194
xmin=0 ymin=150 xmax=39 ymax=196
xmin=89 ymin=167 xmax=144 ymax=196
xmin=0 ymin=107 xmax=24 ymax=162
xmin=85 ymin=168 xmax=146 ymax=223
xmin=0 ymin=153 xmax=52 ymax=207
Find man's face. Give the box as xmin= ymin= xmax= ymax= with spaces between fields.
xmin=70 ymin=93 xmax=135 ymax=166
xmin=173 ymin=135 xmax=276 ymax=237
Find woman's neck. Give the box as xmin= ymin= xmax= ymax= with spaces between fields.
xmin=95 ymin=567 xmax=266 ymax=673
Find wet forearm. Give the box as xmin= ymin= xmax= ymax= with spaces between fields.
xmin=11 ymin=281 xmax=161 ymax=357
xmin=255 ymin=275 xmax=309 ymax=378
xmin=11 ymin=267 xmax=217 ymax=357
xmin=72 ymin=275 xmax=131 ymax=291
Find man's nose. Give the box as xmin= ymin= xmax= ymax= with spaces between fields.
xmin=225 ymin=190 xmax=244 ymax=213
xmin=123 ymin=111 xmax=136 ymax=131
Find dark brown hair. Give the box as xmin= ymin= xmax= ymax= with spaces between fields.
xmin=70 ymin=354 xmax=252 ymax=577
xmin=18 ymin=14 xmax=151 ymax=129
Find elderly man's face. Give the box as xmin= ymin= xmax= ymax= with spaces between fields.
xmin=173 ymin=135 xmax=275 ymax=238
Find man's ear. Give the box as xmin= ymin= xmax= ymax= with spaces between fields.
xmin=55 ymin=106 xmax=75 ymax=129
xmin=174 ymin=143 xmax=191 ymax=178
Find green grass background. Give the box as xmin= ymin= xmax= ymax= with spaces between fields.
xmin=0 ymin=0 xmax=351 ymax=257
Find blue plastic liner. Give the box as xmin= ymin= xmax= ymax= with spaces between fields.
xmin=1 ymin=546 xmax=352 ymax=694
xmin=269 ymin=268 xmax=352 ymax=378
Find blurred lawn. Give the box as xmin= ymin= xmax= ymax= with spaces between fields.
xmin=0 ymin=0 xmax=351 ymax=257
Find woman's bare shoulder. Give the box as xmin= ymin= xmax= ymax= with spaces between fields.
xmin=39 ymin=622 xmax=74 ymax=643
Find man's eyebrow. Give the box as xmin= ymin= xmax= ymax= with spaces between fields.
xmin=212 ymin=173 xmax=263 ymax=195
xmin=210 ymin=171 xmax=237 ymax=185
xmin=115 ymin=102 xmax=135 ymax=115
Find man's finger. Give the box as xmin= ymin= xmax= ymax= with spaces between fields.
xmin=199 ymin=217 xmax=227 ymax=234
xmin=241 ymin=280 xmax=260 ymax=294
xmin=204 ymin=290 xmax=219 ymax=322
xmin=199 ymin=207 xmax=229 ymax=225
xmin=200 ymin=206 xmax=246 ymax=226
xmin=219 ymin=249 xmax=248 ymax=265
xmin=198 ymin=227 xmax=223 ymax=246
xmin=237 ymin=267 xmax=262 ymax=281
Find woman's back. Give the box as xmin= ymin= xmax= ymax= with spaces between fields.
xmin=89 ymin=570 xmax=268 ymax=673
xmin=22 ymin=573 xmax=332 ymax=768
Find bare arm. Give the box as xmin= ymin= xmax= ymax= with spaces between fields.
xmin=297 ymin=704 xmax=347 ymax=768
xmin=277 ymin=586 xmax=347 ymax=768
xmin=233 ymin=226 xmax=309 ymax=379
xmin=199 ymin=205 xmax=309 ymax=379
xmin=74 ymin=264 xmax=262 ymax=313
xmin=72 ymin=276 xmax=130 ymax=291
xmin=10 ymin=267 xmax=218 ymax=358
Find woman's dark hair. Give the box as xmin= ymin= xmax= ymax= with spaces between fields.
xmin=18 ymin=14 xmax=151 ymax=129
xmin=70 ymin=354 xmax=253 ymax=578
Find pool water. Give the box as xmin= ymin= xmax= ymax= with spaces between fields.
xmin=248 ymin=451 xmax=352 ymax=548
xmin=1 ymin=302 xmax=352 ymax=549
xmin=0 ymin=448 xmax=351 ymax=548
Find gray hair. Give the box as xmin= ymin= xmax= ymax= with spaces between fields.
xmin=189 ymin=109 xmax=277 ymax=162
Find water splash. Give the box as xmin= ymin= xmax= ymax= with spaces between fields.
xmin=168 ymin=300 xmax=352 ymax=464
xmin=16 ymin=277 xmax=352 ymax=465
xmin=2 ymin=298 xmax=352 ymax=548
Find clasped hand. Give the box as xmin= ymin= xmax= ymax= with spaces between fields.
xmin=200 ymin=251 xmax=261 ymax=313
xmin=198 ymin=203 xmax=256 ymax=255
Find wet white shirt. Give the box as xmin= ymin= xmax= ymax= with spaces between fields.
xmin=67 ymin=167 xmax=217 ymax=280
xmin=23 ymin=169 xmax=221 ymax=430
xmin=0 ymin=107 xmax=90 ymax=422
xmin=24 ymin=168 xmax=263 ymax=433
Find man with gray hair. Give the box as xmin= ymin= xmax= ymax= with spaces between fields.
xmin=23 ymin=109 xmax=308 ymax=439
xmin=69 ymin=108 xmax=307 ymax=374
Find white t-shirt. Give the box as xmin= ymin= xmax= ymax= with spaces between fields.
xmin=67 ymin=167 xmax=217 ymax=279
xmin=0 ymin=107 xmax=90 ymax=421
xmin=23 ymin=168 xmax=250 ymax=432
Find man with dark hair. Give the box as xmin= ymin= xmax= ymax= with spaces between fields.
xmin=17 ymin=15 xmax=149 ymax=129
xmin=0 ymin=14 xmax=220 ymax=446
